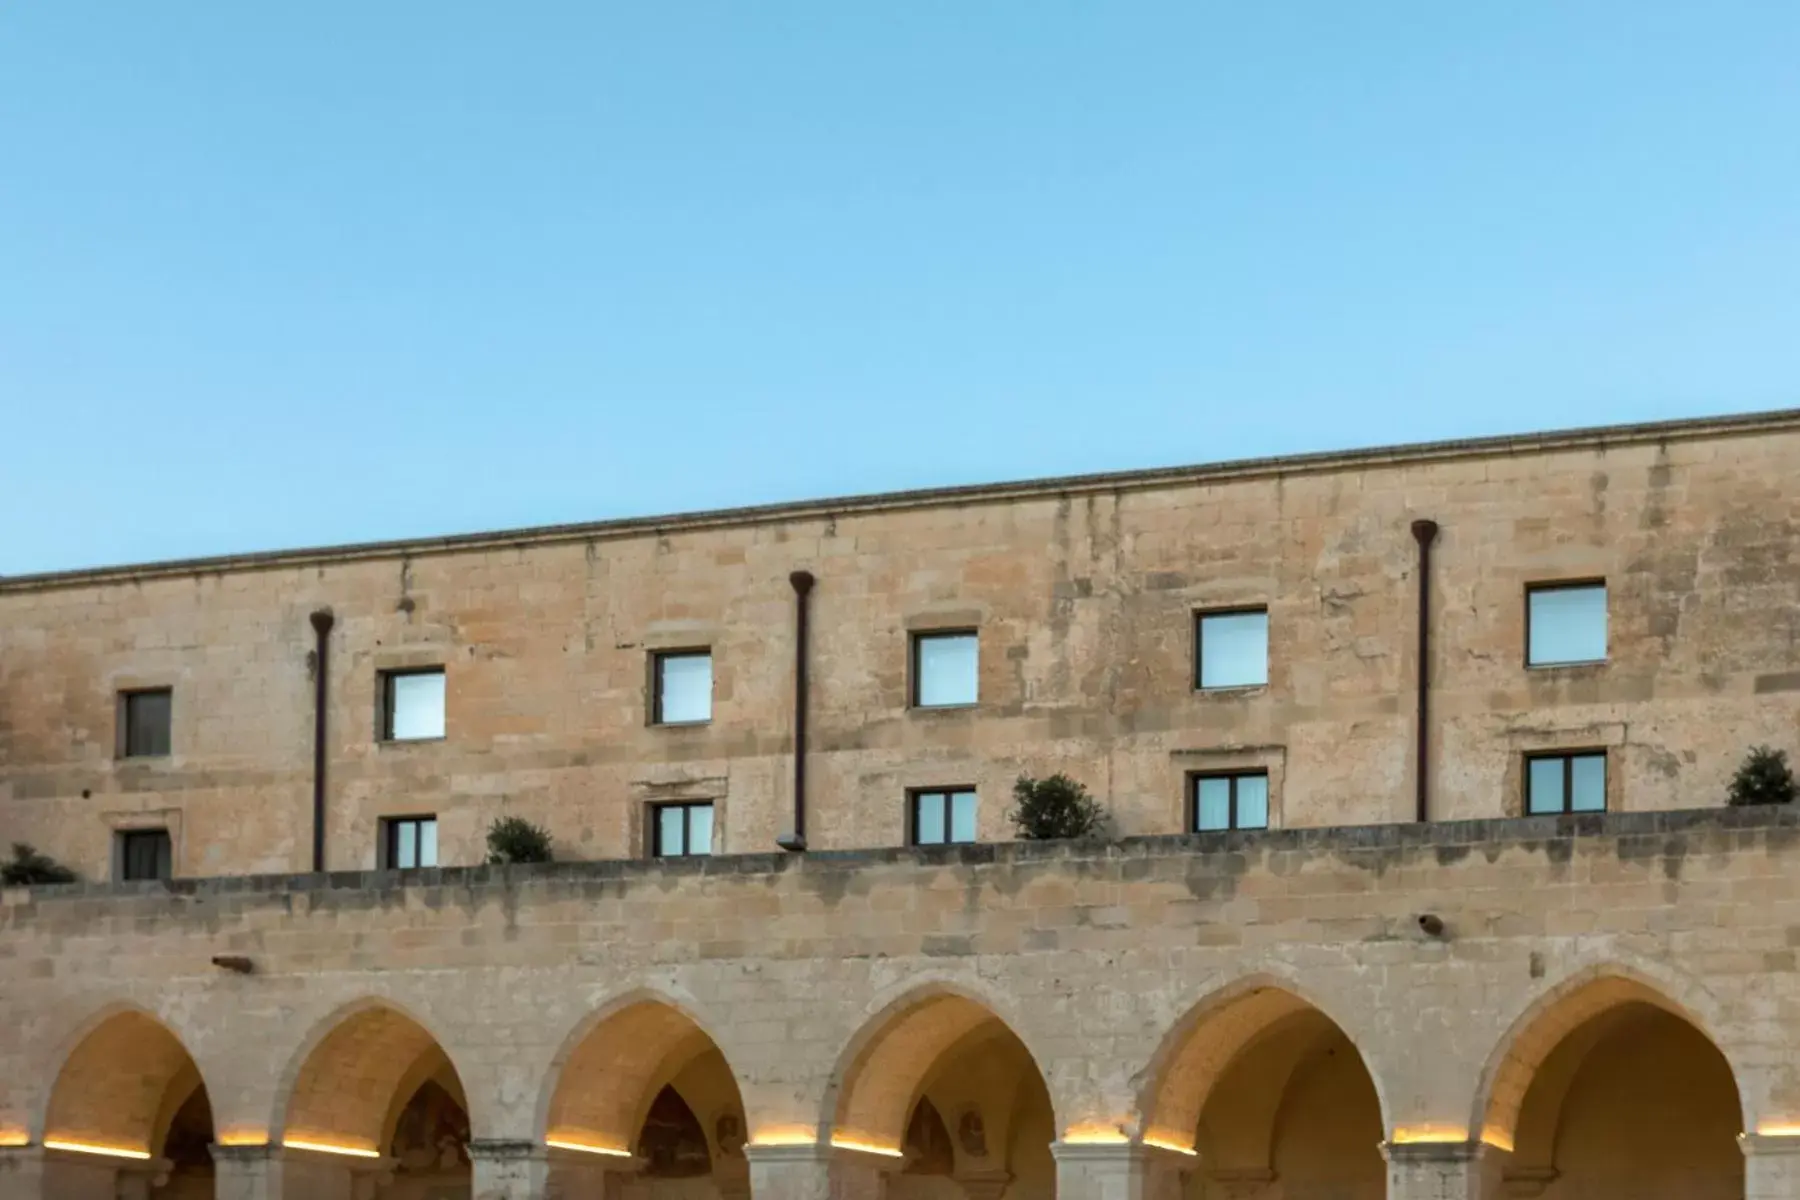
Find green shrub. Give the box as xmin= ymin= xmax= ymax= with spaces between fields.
xmin=1728 ymin=745 xmax=1797 ymax=807
xmin=486 ymin=816 xmax=554 ymax=864
xmin=1008 ymin=773 xmax=1108 ymax=840
xmin=2 ymin=843 xmax=77 ymax=886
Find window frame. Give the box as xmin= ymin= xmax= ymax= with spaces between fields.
xmin=116 ymin=828 xmax=173 ymax=882
xmin=1188 ymin=770 xmax=1272 ymax=832
xmin=651 ymin=648 xmax=714 ymax=726
xmin=1523 ymin=750 xmax=1609 ymax=815
xmin=650 ymin=801 xmax=715 ymax=858
xmin=117 ymin=687 xmax=174 ymax=759
xmin=910 ymin=629 xmax=980 ymax=709
xmin=379 ymin=667 xmax=447 ymax=742
xmin=907 ymin=787 xmax=979 ymax=847
xmin=381 ymin=815 xmax=439 ymax=869
xmin=1524 ymin=579 xmax=1608 ymax=668
xmin=1193 ymin=607 xmax=1270 ymax=692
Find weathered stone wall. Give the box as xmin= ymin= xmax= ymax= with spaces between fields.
xmin=3 ymin=413 xmax=1799 ymax=880
xmin=4 ymin=808 xmax=1800 ymax=1161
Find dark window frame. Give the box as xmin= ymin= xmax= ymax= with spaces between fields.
xmin=907 ymin=787 xmax=979 ymax=847
xmin=381 ymin=815 xmax=439 ymax=869
xmin=650 ymin=801 xmax=714 ymax=858
xmin=909 ymin=629 xmax=980 ymax=709
xmin=1524 ymin=750 xmax=1608 ymax=815
xmin=1523 ymin=579 xmax=1608 ymax=668
xmin=650 ymin=648 xmax=714 ymax=726
xmin=378 ymin=667 xmax=447 ymax=742
xmin=1188 ymin=770 xmax=1272 ymax=832
xmin=1193 ymin=607 xmax=1270 ymax=692
xmin=117 ymin=687 xmax=174 ymax=759
xmin=117 ymin=828 xmax=173 ymax=882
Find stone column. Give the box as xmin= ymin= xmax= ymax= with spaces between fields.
xmin=1051 ymin=1141 xmax=1190 ymax=1200
xmin=1741 ymin=1132 xmax=1800 ymax=1200
xmin=0 ymin=1146 xmax=47 ymax=1200
xmin=469 ymin=1139 xmax=551 ymax=1200
xmin=210 ymin=1143 xmax=283 ymax=1200
xmin=1381 ymin=1141 xmax=1489 ymax=1200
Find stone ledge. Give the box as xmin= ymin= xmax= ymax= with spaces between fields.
xmin=2 ymin=804 xmax=1792 ymax=909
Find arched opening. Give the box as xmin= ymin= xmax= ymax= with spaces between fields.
xmin=834 ymin=988 xmax=1056 ymax=1200
xmin=543 ymin=997 xmax=748 ymax=1198
xmin=41 ymin=1009 xmax=216 ymax=1198
xmin=1479 ymin=974 xmax=1744 ymax=1199
xmin=277 ymin=1002 xmax=471 ymax=1200
xmin=1141 ymin=982 xmax=1385 ymax=1199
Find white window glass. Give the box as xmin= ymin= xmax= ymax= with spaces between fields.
xmin=659 ymin=806 xmax=687 ymax=855
xmin=1196 ymin=777 xmax=1232 ymax=831
xmin=1570 ymin=755 xmax=1606 ymax=812
xmin=418 ymin=819 xmax=438 ymax=867
xmin=656 ymin=652 xmax=713 ymax=723
xmin=915 ymin=795 xmax=947 ymax=844
xmin=948 ymin=791 xmax=977 ymax=843
xmin=1235 ymin=775 xmax=1270 ymax=829
xmin=388 ymin=671 xmax=446 ymax=740
xmin=915 ymin=633 xmax=978 ymax=707
xmin=1528 ymin=585 xmax=1607 ymax=666
xmin=1527 ymin=758 xmax=1567 ymax=814
xmin=1198 ymin=611 xmax=1269 ymax=689
xmin=686 ymin=803 xmax=714 ymax=856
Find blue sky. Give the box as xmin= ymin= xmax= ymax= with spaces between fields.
xmin=4 ymin=4 xmax=1797 ymax=575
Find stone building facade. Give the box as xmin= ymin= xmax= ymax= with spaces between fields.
xmin=3 ymin=410 xmax=1800 ymax=1199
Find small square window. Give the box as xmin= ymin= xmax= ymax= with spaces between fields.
xmin=1526 ymin=752 xmax=1607 ymax=815
xmin=382 ymin=816 xmax=439 ymax=869
xmin=381 ymin=669 xmax=446 ymax=741
xmin=1192 ymin=772 xmax=1270 ymax=832
xmin=910 ymin=789 xmax=978 ymax=846
xmin=1196 ymin=610 xmax=1269 ymax=690
xmin=117 ymin=829 xmax=172 ymax=882
xmin=1527 ymin=583 xmax=1607 ymax=667
xmin=119 ymin=689 xmax=172 ymax=758
xmin=912 ymin=631 xmax=978 ymax=708
xmin=653 ymin=651 xmax=713 ymax=724
xmin=652 ymin=802 xmax=714 ymax=857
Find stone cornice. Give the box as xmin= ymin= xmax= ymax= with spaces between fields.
xmin=3 ymin=407 xmax=1794 ymax=594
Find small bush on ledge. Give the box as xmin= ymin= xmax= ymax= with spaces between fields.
xmin=1009 ymin=773 xmax=1108 ymax=840
xmin=486 ymin=816 xmax=555 ymax=864
xmin=1728 ymin=745 xmax=1798 ymax=807
xmin=2 ymin=843 xmax=78 ymax=886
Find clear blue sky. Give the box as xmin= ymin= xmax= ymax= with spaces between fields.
xmin=4 ymin=4 xmax=1797 ymax=575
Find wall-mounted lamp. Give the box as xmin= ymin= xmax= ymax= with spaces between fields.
xmin=211 ymin=955 xmax=254 ymax=974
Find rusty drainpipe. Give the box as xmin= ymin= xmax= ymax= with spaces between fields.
xmin=1410 ymin=521 xmax=1439 ymax=824
xmin=778 ymin=571 xmax=816 ymax=852
xmin=309 ymin=609 xmax=335 ymax=871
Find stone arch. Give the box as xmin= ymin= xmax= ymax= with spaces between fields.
xmin=1471 ymin=961 xmax=1746 ymax=1152
xmin=825 ymin=978 xmax=1058 ymax=1156
xmin=40 ymin=1003 xmax=215 ymax=1157
xmin=540 ymin=987 xmax=747 ymax=1159
xmin=1137 ymin=973 xmax=1390 ymax=1151
xmin=274 ymin=996 xmax=471 ymax=1154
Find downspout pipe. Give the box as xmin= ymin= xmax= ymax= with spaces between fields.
xmin=308 ymin=609 xmax=335 ymax=872
xmin=1410 ymin=521 xmax=1438 ymax=824
xmin=778 ymin=571 xmax=816 ymax=852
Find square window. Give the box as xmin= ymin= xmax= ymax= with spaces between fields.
xmin=1526 ymin=752 xmax=1607 ymax=815
xmin=382 ymin=816 xmax=439 ymax=869
xmin=120 ymin=689 xmax=173 ymax=758
xmin=1196 ymin=610 xmax=1269 ymax=690
xmin=117 ymin=829 xmax=172 ymax=882
xmin=910 ymin=789 xmax=978 ymax=846
xmin=653 ymin=651 xmax=713 ymax=724
xmin=381 ymin=669 xmax=446 ymax=741
xmin=912 ymin=632 xmax=978 ymax=708
xmin=1527 ymin=583 xmax=1607 ymax=666
xmin=652 ymin=802 xmax=714 ymax=857
xmin=1191 ymin=772 xmax=1270 ymax=832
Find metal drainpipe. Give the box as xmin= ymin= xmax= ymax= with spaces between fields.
xmin=309 ymin=609 xmax=335 ymax=871
xmin=1410 ymin=521 xmax=1439 ymax=823
xmin=778 ymin=571 xmax=815 ymax=852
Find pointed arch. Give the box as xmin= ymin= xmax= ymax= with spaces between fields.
xmin=825 ymin=978 xmax=1057 ymax=1154
xmin=41 ymin=1003 xmax=214 ymax=1158
xmin=1471 ymin=961 xmax=1746 ymax=1151
xmin=1137 ymin=973 xmax=1389 ymax=1151
xmin=539 ymin=987 xmax=746 ymax=1159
